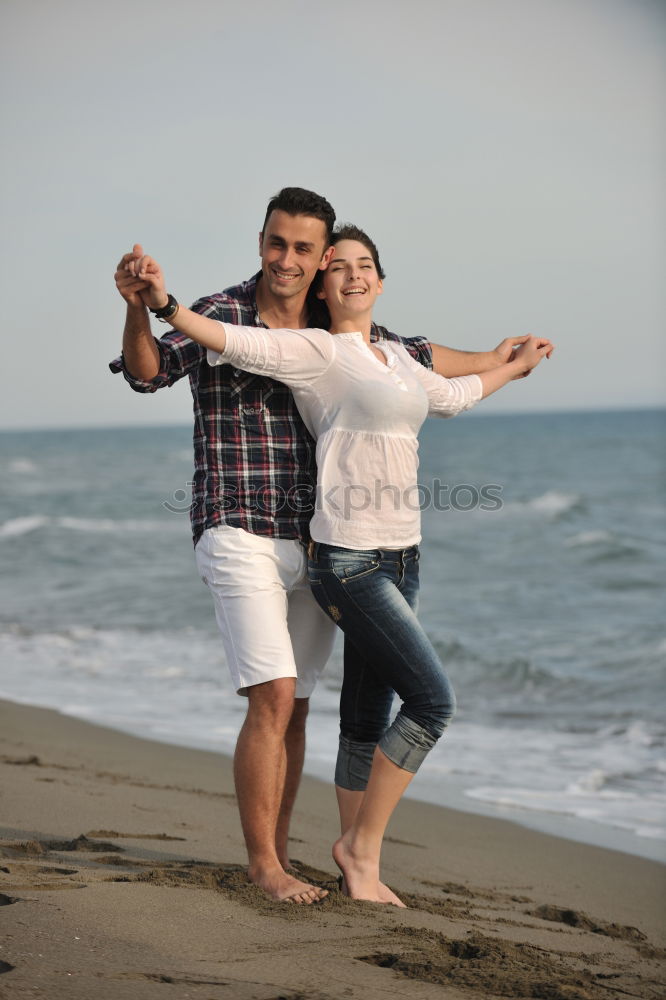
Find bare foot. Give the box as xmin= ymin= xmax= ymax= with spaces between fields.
xmin=248 ymin=863 xmax=328 ymax=904
xmin=338 ymin=873 xmax=405 ymax=907
xmin=333 ymin=836 xmax=406 ymax=908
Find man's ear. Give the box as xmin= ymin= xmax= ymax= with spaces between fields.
xmin=318 ymin=245 xmax=335 ymax=269
xmin=258 ymin=231 xmax=264 ymax=256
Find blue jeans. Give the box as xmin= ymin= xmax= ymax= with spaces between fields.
xmin=307 ymin=543 xmax=456 ymax=791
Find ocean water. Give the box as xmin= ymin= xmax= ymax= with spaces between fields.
xmin=1 ymin=410 xmax=665 ymax=861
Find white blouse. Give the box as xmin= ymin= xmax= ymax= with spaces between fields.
xmin=208 ymin=326 xmax=482 ymax=549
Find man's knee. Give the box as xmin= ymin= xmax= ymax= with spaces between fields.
xmin=287 ymin=697 xmax=309 ymax=737
xmin=246 ymin=677 xmax=297 ymax=729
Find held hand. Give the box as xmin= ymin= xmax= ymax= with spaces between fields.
xmin=114 ymin=243 xmax=150 ymax=307
xmin=510 ymin=335 xmax=553 ymax=379
xmin=129 ymin=252 xmax=169 ymax=312
xmin=493 ymin=334 xmax=554 ymax=369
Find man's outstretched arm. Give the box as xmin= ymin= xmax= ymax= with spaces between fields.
xmin=430 ymin=336 xmax=553 ymax=377
xmin=115 ymin=243 xmax=161 ymax=381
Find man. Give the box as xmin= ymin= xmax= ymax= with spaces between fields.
xmin=112 ymin=186 xmax=534 ymax=903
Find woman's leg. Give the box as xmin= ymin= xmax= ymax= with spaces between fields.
xmin=334 ymin=747 xmax=413 ymax=905
xmin=335 ymin=634 xmax=404 ymax=903
xmin=309 ymin=546 xmax=454 ymax=904
xmin=335 ymin=634 xmax=394 ymax=826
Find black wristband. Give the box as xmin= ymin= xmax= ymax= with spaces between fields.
xmin=150 ymin=293 xmax=179 ymax=321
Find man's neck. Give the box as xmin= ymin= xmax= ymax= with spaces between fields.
xmin=255 ymin=278 xmax=309 ymax=330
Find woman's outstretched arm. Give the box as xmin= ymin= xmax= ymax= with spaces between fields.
xmin=405 ymin=335 xmax=553 ymax=417
xmin=430 ymin=335 xmax=554 ymax=377
xmin=476 ymin=336 xmax=552 ymax=398
xmin=127 ymin=250 xmax=333 ymax=384
xmin=130 ymin=253 xmax=228 ymax=354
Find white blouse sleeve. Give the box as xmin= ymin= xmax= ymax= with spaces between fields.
xmin=207 ymin=325 xmax=334 ymax=385
xmin=401 ymin=349 xmax=483 ymax=417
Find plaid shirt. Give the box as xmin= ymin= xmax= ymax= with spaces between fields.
xmin=110 ymin=273 xmax=433 ymax=547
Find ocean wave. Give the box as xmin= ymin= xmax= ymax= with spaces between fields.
xmin=502 ymin=491 xmax=584 ymax=519
xmin=464 ymin=783 xmax=666 ymax=840
xmin=564 ymin=530 xmax=644 ymax=562
xmin=56 ymin=517 xmax=171 ymax=533
xmin=565 ymin=530 xmax=613 ymax=548
xmin=0 ymin=515 xmax=181 ymax=539
xmin=7 ymin=458 xmax=38 ymax=474
xmin=0 ymin=515 xmax=49 ymax=538
xmin=430 ymin=639 xmax=568 ymax=697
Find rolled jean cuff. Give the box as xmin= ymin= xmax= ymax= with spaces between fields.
xmin=335 ymin=735 xmax=376 ymax=791
xmin=378 ymin=711 xmax=444 ymax=775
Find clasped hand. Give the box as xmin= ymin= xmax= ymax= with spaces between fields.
xmin=114 ymin=243 xmax=168 ymax=311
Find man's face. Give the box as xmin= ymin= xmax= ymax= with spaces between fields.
xmin=259 ymin=210 xmax=333 ymax=302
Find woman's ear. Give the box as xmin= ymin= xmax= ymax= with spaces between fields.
xmin=316 ymin=286 xmax=327 ymax=300
xmin=377 ymin=279 xmax=384 ymax=296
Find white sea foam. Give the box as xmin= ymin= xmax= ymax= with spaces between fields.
xmin=566 ymin=769 xmax=608 ymax=795
xmin=565 ymin=530 xmax=613 ymax=548
xmin=464 ymin=784 xmax=666 ymax=840
xmin=56 ymin=517 xmax=178 ymax=533
xmin=523 ymin=491 xmax=582 ymax=517
xmin=494 ymin=491 xmax=583 ymax=519
xmin=7 ymin=458 xmax=38 ymax=474
xmin=0 ymin=515 xmax=49 ymax=538
xmin=0 ymin=515 xmax=181 ymax=538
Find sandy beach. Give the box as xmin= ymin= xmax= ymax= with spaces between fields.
xmin=0 ymin=697 xmax=664 ymax=1000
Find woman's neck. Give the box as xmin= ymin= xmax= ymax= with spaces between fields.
xmin=329 ymin=315 xmax=373 ymax=340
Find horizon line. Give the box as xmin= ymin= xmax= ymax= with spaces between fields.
xmin=1 ymin=404 xmax=664 ymax=435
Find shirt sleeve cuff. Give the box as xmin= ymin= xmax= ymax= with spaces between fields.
xmin=206 ymin=321 xmax=232 ymax=366
xmin=470 ymin=373 xmax=484 ymax=400
xmin=108 ymin=349 xmax=171 ymax=391
xmin=207 ymin=348 xmax=224 ymax=366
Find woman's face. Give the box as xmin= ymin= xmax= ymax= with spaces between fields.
xmin=318 ymin=239 xmax=383 ymax=320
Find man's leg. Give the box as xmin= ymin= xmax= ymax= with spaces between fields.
xmin=234 ymin=679 xmax=324 ymax=902
xmin=276 ymin=571 xmax=337 ymax=868
xmin=275 ymin=696 xmax=309 ymax=870
xmin=195 ymin=527 xmax=327 ymax=902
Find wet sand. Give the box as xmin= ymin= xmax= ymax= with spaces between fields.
xmin=1 ymin=697 xmax=664 ymax=999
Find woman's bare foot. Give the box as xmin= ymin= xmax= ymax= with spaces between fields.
xmin=248 ymin=863 xmax=328 ymax=904
xmin=333 ymin=835 xmax=406 ymax=907
xmin=338 ymin=873 xmax=405 ymax=907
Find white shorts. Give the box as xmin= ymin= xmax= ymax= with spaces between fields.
xmin=195 ymin=525 xmax=337 ymax=698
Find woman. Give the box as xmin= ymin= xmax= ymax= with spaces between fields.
xmin=130 ymin=227 xmax=550 ymax=906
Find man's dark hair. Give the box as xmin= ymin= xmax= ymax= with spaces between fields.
xmin=331 ymin=223 xmax=386 ymax=279
xmin=262 ymin=187 xmax=336 ymax=244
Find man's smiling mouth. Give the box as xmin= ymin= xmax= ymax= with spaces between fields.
xmin=272 ymin=268 xmax=300 ymax=281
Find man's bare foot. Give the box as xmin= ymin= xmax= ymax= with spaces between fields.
xmin=248 ymin=864 xmax=328 ymax=904
xmin=333 ymin=836 xmax=406 ymax=908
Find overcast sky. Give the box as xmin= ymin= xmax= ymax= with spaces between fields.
xmin=1 ymin=0 xmax=664 ymax=430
